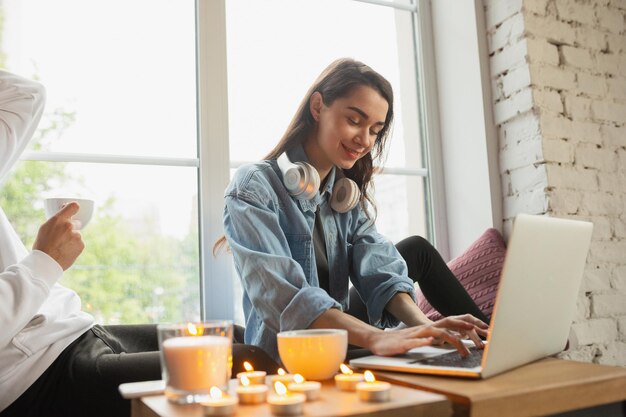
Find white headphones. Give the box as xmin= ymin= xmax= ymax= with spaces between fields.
xmin=277 ymin=151 xmax=360 ymax=213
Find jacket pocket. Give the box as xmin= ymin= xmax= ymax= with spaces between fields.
xmin=285 ymin=233 xmax=312 ymax=280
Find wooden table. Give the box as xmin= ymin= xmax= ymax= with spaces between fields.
xmin=375 ymin=358 xmax=626 ymax=417
xmin=131 ymin=379 xmax=452 ymax=417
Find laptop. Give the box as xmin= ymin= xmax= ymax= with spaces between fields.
xmin=350 ymin=214 xmax=593 ymax=379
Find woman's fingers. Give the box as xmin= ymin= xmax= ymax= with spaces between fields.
xmin=411 ymin=326 xmax=470 ymax=356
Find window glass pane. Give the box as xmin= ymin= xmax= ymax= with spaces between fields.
xmin=225 ymin=0 xmax=422 ymax=170
xmin=2 ymin=0 xmax=197 ymax=158
xmin=372 ymin=174 xmax=426 ymax=242
xmin=1 ymin=162 xmax=201 ymax=324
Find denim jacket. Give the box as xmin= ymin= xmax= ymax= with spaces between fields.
xmin=223 ymin=144 xmax=416 ymax=361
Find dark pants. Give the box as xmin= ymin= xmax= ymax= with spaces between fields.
xmin=346 ymin=235 xmax=489 ymax=324
xmin=0 ymin=324 xmax=278 ymax=417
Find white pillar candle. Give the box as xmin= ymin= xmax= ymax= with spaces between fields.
xmin=162 ymin=335 xmax=230 ymax=391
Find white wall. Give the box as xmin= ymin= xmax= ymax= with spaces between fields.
xmin=483 ymin=0 xmax=626 ymax=366
xmin=430 ymin=0 xmax=503 ymax=259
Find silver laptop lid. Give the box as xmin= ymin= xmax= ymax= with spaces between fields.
xmin=481 ymin=214 xmax=593 ymax=378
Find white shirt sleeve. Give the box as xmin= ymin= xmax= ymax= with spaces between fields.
xmin=0 ymin=70 xmax=46 ymax=186
xmin=0 ymin=71 xmax=57 ymax=348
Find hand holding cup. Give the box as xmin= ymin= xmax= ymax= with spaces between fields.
xmin=33 ymin=201 xmax=85 ymax=270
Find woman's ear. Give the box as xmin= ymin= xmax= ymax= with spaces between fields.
xmin=309 ymin=92 xmax=323 ymax=122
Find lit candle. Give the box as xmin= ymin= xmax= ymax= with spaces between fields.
xmin=202 ymin=387 xmax=238 ymax=416
xmin=287 ymin=374 xmax=321 ymax=401
xmin=334 ymin=364 xmax=365 ymax=391
xmin=355 ymin=371 xmax=391 ymax=403
xmin=237 ymin=361 xmax=267 ymax=386
xmin=162 ymin=325 xmax=230 ymax=392
xmin=267 ymin=381 xmax=305 ymax=416
xmin=236 ymin=374 xmax=268 ymax=405
xmin=266 ymin=368 xmax=296 ymax=386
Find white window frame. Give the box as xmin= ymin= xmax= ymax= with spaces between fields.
xmin=20 ymin=0 xmax=452 ymax=322
xmin=196 ymin=0 xmax=449 ymax=320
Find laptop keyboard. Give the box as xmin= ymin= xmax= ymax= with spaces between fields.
xmin=409 ymin=348 xmax=484 ymax=368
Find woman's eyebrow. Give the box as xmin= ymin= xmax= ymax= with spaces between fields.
xmin=347 ymin=106 xmax=385 ymax=126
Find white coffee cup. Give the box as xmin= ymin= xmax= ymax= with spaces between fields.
xmin=277 ymin=329 xmax=348 ymax=380
xmin=44 ymin=197 xmax=95 ymax=230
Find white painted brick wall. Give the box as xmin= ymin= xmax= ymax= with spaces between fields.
xmin=533 ymin=89 xmax=564 ymax=113
xmin=613 ymin=266 xmax=626 ymax=290
xmin=561 ymin=46 xmax=595 ymax=69
xmin=570 ymin=120 xmax=602 ymax=144
xmin=597 ymin=342 xmax=626 ymax=365
xmin=530 ymin=63 xmax=577 ymax=90
xmin=575 ymin=144 xmax=617 ymax=171
xmin=618 ymin=316 xmax=626 ymax=340
xmin=583 ymin=264 xmax=612 ymax=291
xmin=606 ymin=76 xmax=626 ymax=100
xmin=576 ymin=72 xmax=607 ymax=98
xmin=547 ymin=188 xmax=581 ymax=213
xmin=564 ymin=94 xmax=592 ymax=120
xmin=570 ymin=319 xmax=617 ymax=345
xmin=526 ymin=38 xmax=560 ymax=65
xmin=555 ymin=0 xmax=596 ymax=25
xmin=484 ymin=0 xmax=626 ymax=366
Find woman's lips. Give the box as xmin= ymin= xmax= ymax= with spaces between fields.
xmin=342 ymin=143 xmax=361 ymax=160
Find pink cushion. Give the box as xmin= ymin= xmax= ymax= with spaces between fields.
xmin=415 ymin=228 xmax=506 ymax=321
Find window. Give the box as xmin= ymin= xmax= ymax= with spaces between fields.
xmin=2 ymin=0 xmax=201 ymax=324
xmin=220 ymin=0 xmax=433 ymax=323
xmin=3 ymin=0 xmax=441 ymax=324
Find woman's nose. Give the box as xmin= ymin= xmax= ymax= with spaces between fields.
xmin=355 ymin=127 xmax=372 ymax=149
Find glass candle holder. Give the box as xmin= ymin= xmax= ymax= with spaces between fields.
xmin=158 ymin=321 xmax=233 ymax=404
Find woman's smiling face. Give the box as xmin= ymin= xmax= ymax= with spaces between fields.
xmin=305 ymin=84 xmax=389 ymax=177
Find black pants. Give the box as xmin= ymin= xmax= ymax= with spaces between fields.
xmin=0 ymin=324 xmax=278 ymax=417
xmin=346 ymin=235 xmax=489 ymax=324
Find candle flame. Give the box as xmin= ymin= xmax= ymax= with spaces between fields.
xmin=210 ymin=386 xmax=223 ymax=399
xmin=187 ymin=322 xmax=198 ymax=336
xmin=186 ymin=322 xmax=204 ymax=336
xmin=277 ymin=368 xmax=286 ymax=376
xmin=293 ymin=374 xmax=305 ymax=384
xmin=240 ymin=374 xmax=250 ymax=386
xmin=274 ymin=381 xmax=287 ymax=396
xmin=340 ymin=364 xmax=353 ymax=375
xmin=243 ymin=361 xmax=254 ymax=372
xmin=364 ymin=370 xmax=376 ymax=383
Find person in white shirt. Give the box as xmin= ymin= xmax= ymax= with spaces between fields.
xmin=0 ymin=70 xmax=277 ymax=417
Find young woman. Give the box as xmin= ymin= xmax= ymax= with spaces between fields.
xmin=221 ymin=58 xmax=489 ymax=363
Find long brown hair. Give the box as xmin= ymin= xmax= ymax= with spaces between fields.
xmin=214 ymin=58 xmax=394 ymax=254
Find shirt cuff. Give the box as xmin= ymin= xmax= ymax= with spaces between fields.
xmin=280 ymin=287 xmax=343 ymax=331
xmin=367 ymin=280 xmax=416 ymax=329
xmin=19 ymin=250 xmax=64 ymax=289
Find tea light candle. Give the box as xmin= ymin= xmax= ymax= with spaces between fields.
xmin=266 ymin=368 xmax=296 ymax=386
xmin=287 ymin=374 xmax=321 ymax=401
xmin=267 ymin=381 xmax=305 ymax=416
xmin=356 ymin=371 xmax=390 ymax=403
xmin=334 ymin=364 xmax=365 ymax=391
xmin=236 ymin=374 xmax=268 ymax=405
xmin=162 ymin=334 xmax=231 ymax=391
xmin=237 ymin=361 xmax=267 ymax=385
xmin=202 ymin=387 xmax=238 ymax=416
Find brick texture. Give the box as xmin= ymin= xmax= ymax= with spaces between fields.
xmin=484 ymin=0 xmax=626 ymax=365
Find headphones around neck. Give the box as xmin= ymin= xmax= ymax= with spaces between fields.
xmin=276 ymin=151 xmax=360 ymax=213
